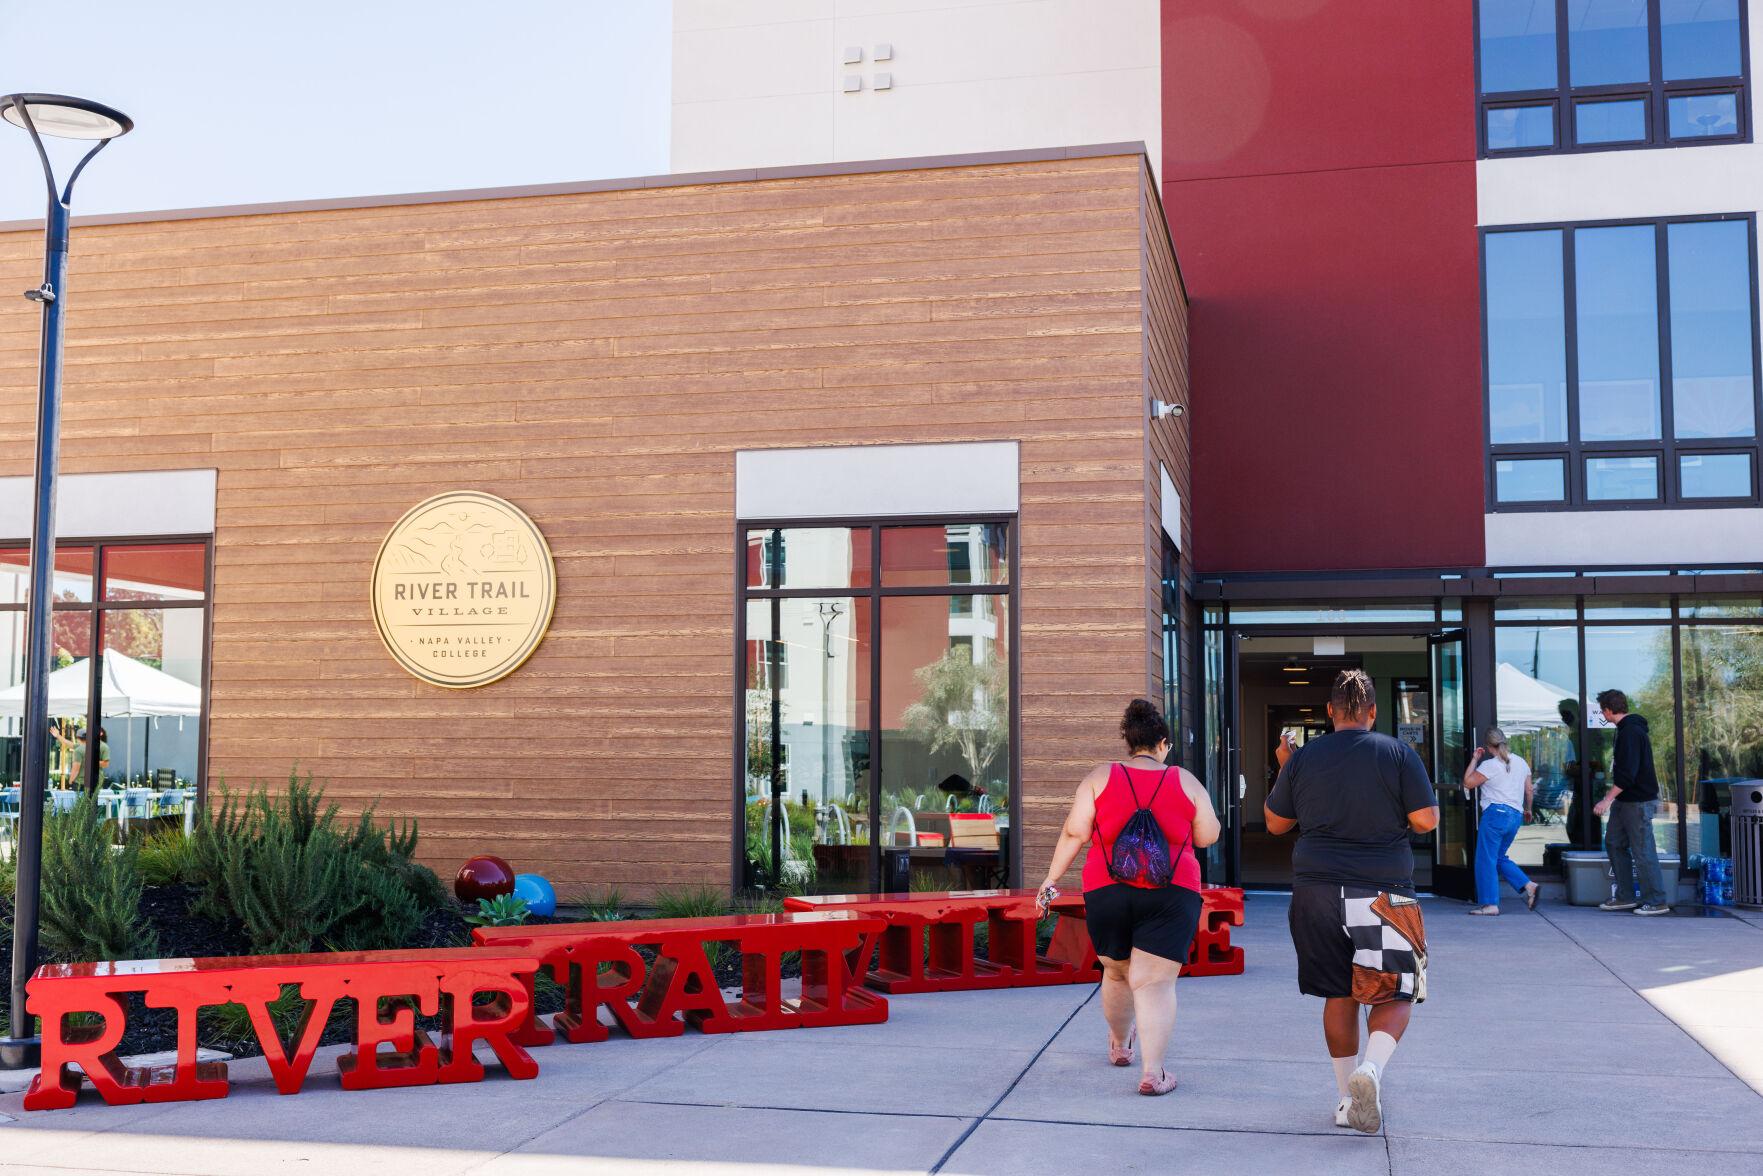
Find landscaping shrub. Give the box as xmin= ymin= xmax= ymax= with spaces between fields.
xmin=578 ymin=885 xmax=629 ymax=921
xmin=40 ymin=794 xmax=157 ymax=963
xmin=135 ymin=825 xmax=199 ymax=886
xmin=653 ymin=883 xmax=731 ymax=921
xmin=190 ymin=771 xmax=444 ymax=956
xmin=653 ymin=883 xmax=733 ymax=964
xmin=204 ymin=982 xmax=310 ymax=1048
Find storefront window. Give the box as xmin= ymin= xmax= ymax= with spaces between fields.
xmin=1584 ymin=626 xmax=1678 ymax=855
xmin=880 ymin=524 xmax=1007 ymax=588
xmin=742 ymin=598 xmax=871 ymax=895
xmin=880 ymin=594 xmax=1010 ymax=890
xmin=738 ymin=520 xmax=1014 ymax=894
xmin=1495 ymin=626 xmax=1584 ymax=863
xmin=98 ymin=609 xmax=203 ymax=790
xmin=1680 ymin=625 xmax=1763 ymax=859
xmin=0 ymin=542 xmax=208 ymax=822
xmin=743 ymin=527 xmax=872 ymax=590
xmin=0 ymin=547 xmax=96 ymax=604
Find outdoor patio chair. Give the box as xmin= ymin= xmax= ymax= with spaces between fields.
xmin=120 ymin=787 xmax=155 ymax=835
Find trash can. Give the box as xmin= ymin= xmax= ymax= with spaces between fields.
xmin=1733 ymin=783 xmax=1763 ymax=909
xmin=1561 ymin=850 xmax=1683 ymax=905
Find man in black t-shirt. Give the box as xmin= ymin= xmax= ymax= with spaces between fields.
xmin=1266 ymin=669 xmax=1439 ymax=1135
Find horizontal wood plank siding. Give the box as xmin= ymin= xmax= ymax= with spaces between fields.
xmin=0 ymin=154 xmax=1187 ymax=896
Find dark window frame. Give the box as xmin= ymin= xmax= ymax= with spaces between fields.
xmin=0 ymin=535 xmax=213 ymax=803
xmin=730 ymin=513 xmax=1021 ymax=895
xmin=1476 ymin=0 xmax=1752 ymax=157
xmin=1481 ymin=212 xmax=1763 ymax=511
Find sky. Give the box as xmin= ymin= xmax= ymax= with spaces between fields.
xmin=0 ymin=0 xmax=671 ymax=221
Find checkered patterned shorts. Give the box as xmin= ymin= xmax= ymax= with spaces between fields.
xmin=1290 ymin=884 xmax=1428 ymax=1005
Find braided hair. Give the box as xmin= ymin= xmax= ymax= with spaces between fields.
xmin=1330 ymin=669 xmax=1376 ymax=722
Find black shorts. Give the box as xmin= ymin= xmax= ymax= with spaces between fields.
xmin=1084 ymin=883 xmax=1203 ymax=965
xmin=1288 ymin=883 xmax=1428 ymax=1005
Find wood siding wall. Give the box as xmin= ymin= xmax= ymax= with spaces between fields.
xmin=1140 ymin=163 xmax=1196 ymax=769
xmin=0 ymin=153 xmax=1187 ymax=895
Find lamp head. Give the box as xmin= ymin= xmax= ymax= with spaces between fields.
xmin=1 ymin=93 xmax=133 ymax=141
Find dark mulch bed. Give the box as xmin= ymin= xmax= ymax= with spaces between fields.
xmin=0 ymin=887 xmax=806 ymax=1061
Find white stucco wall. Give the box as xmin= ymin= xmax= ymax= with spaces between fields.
xmin=670 ymin=0 xmax=1162 ymax=179
xmin=1477 ymin=16 xmax=1763 ymax=569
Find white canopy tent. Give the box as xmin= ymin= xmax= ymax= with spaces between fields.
xmin=0 ymin=649 xmax=200 ymax=788
xmin=0 ymin=648 xmax=199 ymax=719
xmin=1495 ymin=661 xmax=1577 ymax=735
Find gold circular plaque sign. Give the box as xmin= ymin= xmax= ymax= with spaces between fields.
xmin=370 ymin=491 xmax=556 ymax=688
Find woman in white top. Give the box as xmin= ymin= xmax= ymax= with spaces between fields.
xmin=1463 ymin=726 xmax=1539 ymax=915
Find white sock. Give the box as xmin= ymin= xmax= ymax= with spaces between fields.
xmin=1363 ymin=1030 xmax=1399 ymax=1075
xmin=1331 ymin=1055 xmax=1356 ymax=1095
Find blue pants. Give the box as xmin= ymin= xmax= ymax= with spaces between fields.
xmin=1475 ymin=803 xmax=1532 ymax=906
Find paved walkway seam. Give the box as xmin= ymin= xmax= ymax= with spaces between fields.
xmin=929 ymin=983 xmax=1100 ymax=1173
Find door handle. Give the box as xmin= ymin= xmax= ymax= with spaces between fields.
xmin=1238 ymin=774 xmax=1247 ymax=801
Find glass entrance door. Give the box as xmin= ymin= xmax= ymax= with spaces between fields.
xmin=1429 ymin=630 xmax=1476 ymax=899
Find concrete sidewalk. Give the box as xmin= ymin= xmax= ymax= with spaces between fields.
xmin=2 ymin=893 xmax=1760 ymax=1175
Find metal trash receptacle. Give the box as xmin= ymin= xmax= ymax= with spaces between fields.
xmin=1733 ymin=783 xmax=1763 ymax=908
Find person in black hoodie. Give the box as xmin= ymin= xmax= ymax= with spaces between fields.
xmin=1591 ymin=690 xmax=1670 ymax=914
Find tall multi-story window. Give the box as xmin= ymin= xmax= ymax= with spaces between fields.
xmin=1478 ymin=0 xmax=1749 ymax=154
xmin=1483 ymin=214 xmax=1762 ymax=508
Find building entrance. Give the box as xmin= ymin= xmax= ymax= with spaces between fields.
xmin=1228 ymin=632 xmax=1474 ymax=897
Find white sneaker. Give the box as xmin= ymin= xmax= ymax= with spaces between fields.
xmin=1346 ymin=1062 xmax=1383 ymax=1133
xmin=1334 ymin=1096 xmax=1352 ymax=1128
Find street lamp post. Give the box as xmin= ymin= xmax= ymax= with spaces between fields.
xmin=0 ymin=93 xmax=133 ymax=1071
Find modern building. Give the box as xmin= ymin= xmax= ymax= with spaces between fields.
xmin=0 ymin=146 xmax=1189 ymax=896
xmin=2 ymin=0 xmax=1758 ymax=899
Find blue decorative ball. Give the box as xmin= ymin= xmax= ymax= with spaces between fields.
xmin=512 ymin=873 xmax=557 ymax=917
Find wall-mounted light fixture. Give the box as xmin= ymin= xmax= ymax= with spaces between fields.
xmin=1152 ymin=401 xmax=1184 ymax=421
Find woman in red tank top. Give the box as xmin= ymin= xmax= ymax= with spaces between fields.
xmin=1036 ymin=699 xmax=1222 ymax=1096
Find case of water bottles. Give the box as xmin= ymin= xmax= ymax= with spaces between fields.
xmin=1696 ymin=856 xmax=1735 ymax=908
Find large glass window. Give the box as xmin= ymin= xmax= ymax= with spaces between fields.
xmin=738 ymin=520 xmax=1014 ymax=894
xmin=1585 ymin=626 xmax=1679 ymax=855
xmin=1478 ymin=0 xmax=1748 ymax=154
xmin=1484 ymin=216 xmax=1762 ymax=508
xmin=0 ymin=542 xmax=209 ymax=833
xmin=1681 ymin=624 xmax=1763 ymax=858
xmin=1486 ymin=230 xmax=1570 ymax=444
xmin=1495 ymin=625 xmax=1585 ymax=865
xmin=1576 ymin=225 xmax=1662 ymax=442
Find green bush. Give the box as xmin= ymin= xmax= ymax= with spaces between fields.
xmin=204 ymin=982 xmax=309 ymax=1047
xmin=653 ymin=883 xmax=732 ymax=965
xmin=191 ymin=771 xmax=443 ymax=956
xmin=40 ymin=795 xmax=157 ymax=963
xmin=578 ymin=885 xmax=629 ymax=922
xmin=135 ymin=826 xmax=198 ymax=886
xmin=653 ymin=883 xmax=731 ymax=921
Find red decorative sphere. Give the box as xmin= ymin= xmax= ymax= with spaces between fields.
xmin=455 ymin=855 xmax=515 ymax=903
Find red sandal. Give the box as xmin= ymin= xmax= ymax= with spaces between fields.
xmin=1138 ymin=1069 xmax=1178 ymax=1096
xmin=1108 ymin=1029 xmax=1137 ymax=1067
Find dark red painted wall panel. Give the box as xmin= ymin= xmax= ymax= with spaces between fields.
xmin=1168 ymin=164 xmax=1484 ymax=572
xmin=1161 ymin=0 xmax=1476 ymax=180
xmin=1161 ymin=0 xmax=1483 ymax=573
